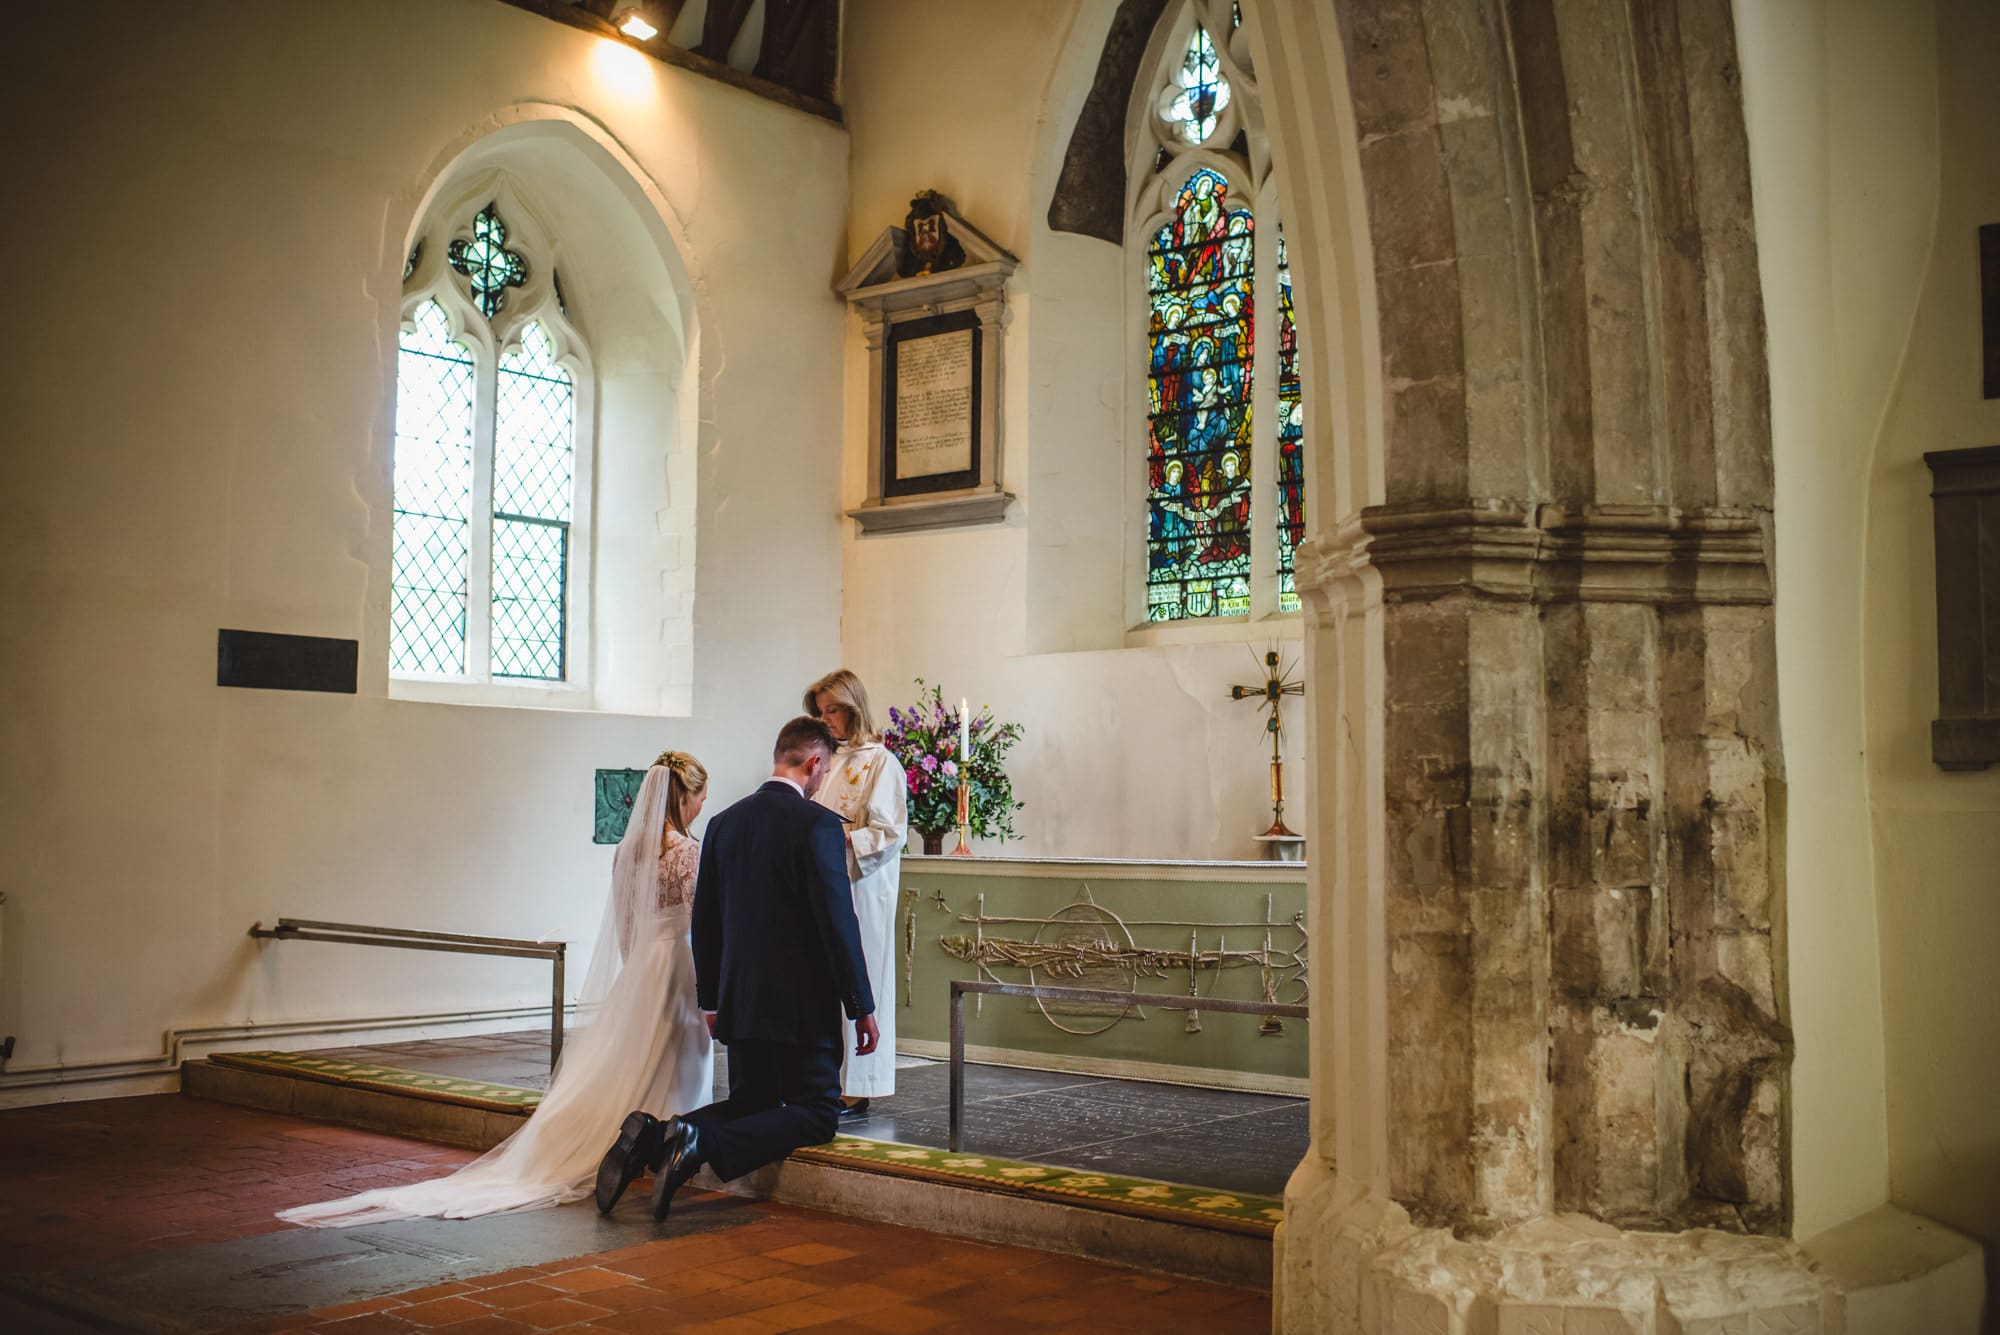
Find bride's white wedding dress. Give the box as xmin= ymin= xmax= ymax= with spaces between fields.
xmin=278 ymin=768 xmax=714 ymax=1226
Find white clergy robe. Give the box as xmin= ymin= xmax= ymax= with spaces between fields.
xmin=812 ymin=739 xmax=908 ymax=1097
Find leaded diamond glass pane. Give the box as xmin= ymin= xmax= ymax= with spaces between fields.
xmin=391 ymin=300 xmax=474 ymax=674
xmin=492 ymin=518 xmax=567 ymax=680
xmin=495 ymin=322 xmax=574 ymax=522
xmin=491 ymin=322 xmax=572 ymax=681
xmin=1146 ymin=168 xmax=1253 ymax=621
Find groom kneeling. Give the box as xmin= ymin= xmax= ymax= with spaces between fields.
xmin=596 ymin=716 xmax=880 ymax=1221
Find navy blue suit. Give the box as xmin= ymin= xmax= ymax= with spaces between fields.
xmin=686 ymin=779 xmax=876 ymax=1180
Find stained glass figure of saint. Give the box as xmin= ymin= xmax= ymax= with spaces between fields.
xmin=1146 ymin=167 xmax=1253 ymax=621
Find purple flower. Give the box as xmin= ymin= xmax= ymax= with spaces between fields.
xmin=920 ymin=755 xmax=938 ymax=774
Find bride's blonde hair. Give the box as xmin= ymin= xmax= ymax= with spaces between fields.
xmin=653 ymin=750 xmax=708 ymax=838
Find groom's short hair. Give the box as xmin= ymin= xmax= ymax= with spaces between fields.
xmin=774 ymin=715 xmax=838 ymax=765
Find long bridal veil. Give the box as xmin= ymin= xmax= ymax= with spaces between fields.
xmin=278 ymin=764 xmax=715 ymax=1226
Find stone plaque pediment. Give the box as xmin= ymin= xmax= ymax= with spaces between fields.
xmin=837 ymin=203 xmax=1019 ymax=534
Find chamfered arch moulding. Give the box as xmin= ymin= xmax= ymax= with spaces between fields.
xmin=1126 ymin=0 xmax=1265 ymax=178
xmin=378 ymin=106 xmax=704 ymax=713
xmin=389 ymin=105 xmax=700 ymax=361
xmin=406 ymin=171 xmax=597 ymax=384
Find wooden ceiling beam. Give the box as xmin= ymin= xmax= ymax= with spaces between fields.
xmin=485 ymin=0 xmax=840 ymax=122
xmin=696 ymin=0 xmax=759 ymax=63
xmin=753 ymin=0 xmax=826 ymax=85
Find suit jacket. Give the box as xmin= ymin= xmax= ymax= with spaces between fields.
xmin=692 ymin=779 xmax=876 ymax=1047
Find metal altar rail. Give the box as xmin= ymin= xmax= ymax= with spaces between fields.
xmin=249 ymin=918 xmax=568 ymax=1067
xmin=946 ymin=979 xmax=1309 ymax=1152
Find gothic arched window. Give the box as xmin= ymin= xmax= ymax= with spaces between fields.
xmin=1131 ymin=3 xmax=1305 ymax=622
xmin=392 ymin=193 xmax=592 ymax=684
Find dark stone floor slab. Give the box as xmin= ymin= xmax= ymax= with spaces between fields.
xmin=1057 ymin=1077 xmax=1302 ymax=1120
xmin=1042 ymin=1104 xmax=1312 ymax=1196
xmin=303 ymin=1031 xmax=1310 ymax=1198
xmin=847 ymin=1086 xmax=1256 ymax=1165
xmin=849 ymin=1061 xmax=1115 ymax=1113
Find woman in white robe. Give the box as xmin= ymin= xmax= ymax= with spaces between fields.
xmin=277 ymin=752 xmax=715 ymax=1226
xmin=804 ymin=669 xmax=908 ymax=1112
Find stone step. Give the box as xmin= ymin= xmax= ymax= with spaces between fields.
xmin=180 ymin=1057 xmax=1273 ymax=1291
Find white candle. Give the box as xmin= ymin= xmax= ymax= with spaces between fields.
xmin=960 ymin=698 xmax=970 ymax=759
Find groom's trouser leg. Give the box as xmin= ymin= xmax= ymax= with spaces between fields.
xmin=685 ymin=1039 xmax=841 ymax=1182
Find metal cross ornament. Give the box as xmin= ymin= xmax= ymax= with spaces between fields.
xmin=1230 ymin=646 xmax=1304 ymax=837
xmin=448 ymin=202 xmax=528 ymax=319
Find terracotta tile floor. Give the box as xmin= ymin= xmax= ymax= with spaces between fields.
xmin=0 ymin=1094 xmax=477 ymax=1272
xmin=245 ymin=1210 xmax=1269 ymax=1333
xmin=0 ymin=1094 xmax=1269 ymax=1333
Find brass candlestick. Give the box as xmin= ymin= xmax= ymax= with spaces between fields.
xmin=951 ymin=773 xmax=973 ymax=856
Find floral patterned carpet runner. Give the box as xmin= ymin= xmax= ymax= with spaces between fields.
xmin=794 ymin=1136 xmax=1281 ymax=1236
xmin=210 ymin=1050 xmax=545 ymax=1113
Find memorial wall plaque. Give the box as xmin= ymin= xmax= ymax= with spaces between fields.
xmin=837 ymin=198 xmax=1017 ymax=532
xmin=884 ymin=310 xmax=982 ymax=497
xmin=896 ymin=329 xmax=974 ymax=478
xmin=1925 ymin=444 xmax=2000 ymax=769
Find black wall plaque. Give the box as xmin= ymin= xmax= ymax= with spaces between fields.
xmin=882 ymin=309 xmax=983 ymax=499
xmin=216 ymin=629 xmax=358 ymax=694
xmin=1924 ymin=445 xmax=2000 ymax=769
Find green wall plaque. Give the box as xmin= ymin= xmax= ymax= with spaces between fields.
xmin=593 ymin=768 xmax=647 ymax=844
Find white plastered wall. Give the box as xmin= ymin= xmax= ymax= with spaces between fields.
xmin=1741 ymin=0 xmax=2000 ymax=1281
xmin=1854 ymin=0 xmax=2000 ymax=1291
xmin=0 ymin=0 xmax=847 ymax=1086
xmin=837 ymin=0 xmax=1309 ymax=861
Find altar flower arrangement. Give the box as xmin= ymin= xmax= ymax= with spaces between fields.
xmin=883 ymin=678 xmax=1024 ymax=852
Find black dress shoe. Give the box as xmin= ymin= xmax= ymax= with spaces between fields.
xmin=650 ymin=1117 xmax=704 ymax=1222
xmin=838 ymin=1099 xmax=870 ymax=1121
xmin=595 ymin=1111 xmax=663 ymax=1214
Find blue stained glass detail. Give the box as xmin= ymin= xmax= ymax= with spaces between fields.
xmin=1146 ymin=168 xmax=1253 ymax=621
xmin=1166 ymin=25 xmax=1231 ymax=145
xmin=1275 ymin=226 xmax=1304 ymax=613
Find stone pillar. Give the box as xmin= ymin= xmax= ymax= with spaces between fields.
xmin=1246 ymin=0 xmax=1834 ymax=1326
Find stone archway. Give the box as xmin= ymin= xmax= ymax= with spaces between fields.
xmin=1242 ymin=0 xmax=1808 ymax=1326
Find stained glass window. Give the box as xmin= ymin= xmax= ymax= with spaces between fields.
xmin=1146 ymin=167 xmax=1254 ymax=621
xmin=1165 ymin=24 xmax=1231 ymax=145
xmin=390 ymin=300 xmax=476 ymax=673
xmin=492 ymin=322 xmax=574 ymax=680
xmin=448 ymin=203 xmax=528 ymax=320
xmin=1275 ymin=226 xmax=1304 ymax=613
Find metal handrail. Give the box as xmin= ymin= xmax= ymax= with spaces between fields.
xmin=250 ymin=918 xmax=569 ymax=1067
xmin=946 ymin=979 xmax=1309 ymax=1151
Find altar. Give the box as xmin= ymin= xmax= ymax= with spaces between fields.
xmin=893 ymin=855 xmax=1307 ymax=1093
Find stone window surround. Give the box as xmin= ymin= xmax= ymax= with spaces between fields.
xmin=391 ymin=172 xmax=599 ymax=711
xmin=1122 ymin=0 xmax=1305 ymax=643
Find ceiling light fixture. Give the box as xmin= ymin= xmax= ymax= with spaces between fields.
xmin=614 ymin=7 xmax=658 ymax=41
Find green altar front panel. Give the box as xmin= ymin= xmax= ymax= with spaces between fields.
xmin=894 ymin=859 xmax=1308 ymax=1084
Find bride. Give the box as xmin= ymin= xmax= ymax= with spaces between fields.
xmin=278 ymin=751 xmax=716 ymax=1226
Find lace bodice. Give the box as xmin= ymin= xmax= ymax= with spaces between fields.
xmin=657 ymin=830 xmax=699 ymax=912
xmin=615 ymin=829 xmax=698 ymax=957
